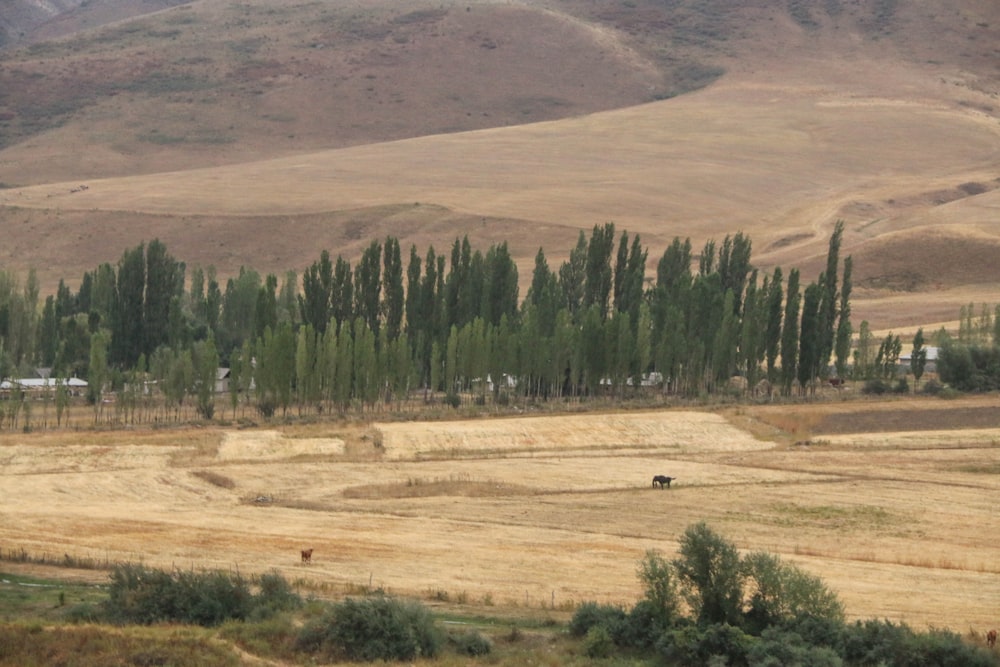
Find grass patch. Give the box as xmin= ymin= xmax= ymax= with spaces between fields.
xmin=0 ymin=572 xmax=106 ymax=623
xmin=0 ymin=624 xmax=240 ymax=667
xmin=343 ymin=474 xmax=533 ymax=499
xmin=769 ymin=502 xmax=896 ymax=530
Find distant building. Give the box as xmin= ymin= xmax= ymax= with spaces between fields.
xmin=898 ymin=346 xmax=939 ymax=374
xmin=0 ymin=377 xmax=88 ymax=398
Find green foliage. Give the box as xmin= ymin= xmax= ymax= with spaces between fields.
xmin=674 ymin=522 xmax=745 ymax=627
xmin=841 ymin=618 xmax=995 ymax=667
xmin=659 ymin=622 xmax=753 ymax=666
xmin=747 ymin=627 xmax=843 ymax=667
xmin=742 ymin=551 xmax=844 ymax=635
xmin=447 ymin=629 xmax=493 ymax=656
xmin=569 ymin=601 xmax=627 ymax=638
xmin=636 ymin=549 xmax=680 ymax=626
xmin=102 ymin=564 xmax=299 ymax=627
xmin=296 ymin=595 xmax=440 ymax=661
xmin=583 ymin=624 xmax=615 ymax=659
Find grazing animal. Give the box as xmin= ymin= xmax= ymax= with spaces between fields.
xmin=301 ymin=548 xmax=313 ymax=564
xmin=987 ymin=629 xmax=997 ymax=649
xmin=652 ymin=475 xmax=674 ymax=489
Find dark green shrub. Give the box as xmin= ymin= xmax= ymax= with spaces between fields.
xmin=862 ymin=378 xmax=890 ymax=395
xmin=747 ymin=627 xmax=842 ymax=667
xmin=893 ymin=377 xmax=909 ymax=394
xmin=102 ymin=564 xmax=295 ymax=627
xmin=584 ymin=624 xmax=615 ymax=659
xmin=296 ymin=595 xmax=440 ymax=661
xmin=448 ymin=629 xmax=492 ymax=656
xmin=920 ymin=378 xmax=944 ymax=395
xmin=252 ymin=571 xmax=302 ymax=619
xmin=618 ymin=598 xmax=673 ymax=650
xmin=569 ymin=601 xmax=627 ymax=638
xmin=659 ymin=623 xmax=753 ymax=667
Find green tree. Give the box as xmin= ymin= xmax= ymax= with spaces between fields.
xmin=192 ymin=335 xmax=219 ymax=419
xmin=834 ymin=255 xmax=853 ymax=379
xmin=583 ymin=222 xmax=616 ymax=319
xmin=382 ymin=237 xmax=404 ymax=341
xmin=111 ymin=244 xmax=145 ymax=367
xmin=300 ymin=251 xmax=333 ymax=334
xmin=780 ymin=269 xmax=801 ymax=396
xmin=636 ymin=549 xmax=680 ymax=626
xmin=853 ymin=320 xmax=874 ymax=379
xmin=742 ymin=551 xmax=844 ymax=634
xmin=911 ymin=328 xmax=927 ymax=389
xmin=673 ymin=522 xmax=745 ymax=627
xmin=558 ymin=231 xmax=588 ymax=320
xmin=798 ymin=282 xmax=822 ymax=393
xmin=88 ymin=329 xmax=110 ymax=423
xmin=355 ymin=240 xmax=383 ymax=337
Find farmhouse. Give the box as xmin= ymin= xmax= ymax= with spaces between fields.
xmin=898 ymin=346 xmax=939 ymax=374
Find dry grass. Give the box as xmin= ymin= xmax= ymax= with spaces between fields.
xmin=1 ymin=398 xmax=998 ymax=631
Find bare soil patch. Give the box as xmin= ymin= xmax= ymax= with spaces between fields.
xmin=1 ymin=402 xmax=997 ymax=631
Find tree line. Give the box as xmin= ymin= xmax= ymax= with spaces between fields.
xmin=0 ymin=223 xmax=853 ymax=424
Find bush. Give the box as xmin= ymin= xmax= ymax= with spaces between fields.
xmin=747 ymin=627 xmax=842 ymax=667
xmin=659 ymin=623 xmax=753 ymax=666
xmin=448 ymin=629 xmax=492 ymax=656
xmin=920 ymin=378 xmax=944 ymax=395
xmin=862 ymin=378 xmax=890 ymax=395
xmin=584 ymin=624 xmax=615 ymax=659
xmin=296 ymin=595 xmax=440 ymax=661
xmin=252 ymin=571 xmax=302 ymax=619
xmin=102 ymin=564 xmax=297 ymax=627
xmin=569 ymin=601 xmax=627 ymax=638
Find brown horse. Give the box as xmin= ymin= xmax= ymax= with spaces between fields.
xmin=301 ymin=548 xmax=313 ymax=564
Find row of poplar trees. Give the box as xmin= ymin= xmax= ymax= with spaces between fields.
xmin=12 ymin=221 xmax=852 ymax=418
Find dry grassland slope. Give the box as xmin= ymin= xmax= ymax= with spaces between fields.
xmin=0 ymin=0 xmax=998 ymax=331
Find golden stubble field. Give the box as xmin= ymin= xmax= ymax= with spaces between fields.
xmin=1 ymin=396 xmax=998 ymax=631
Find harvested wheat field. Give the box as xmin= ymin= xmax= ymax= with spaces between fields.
xmin=1 ymin=397 xmax=998 ymax=632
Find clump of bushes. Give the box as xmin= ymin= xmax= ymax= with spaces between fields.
xmin=295 ymin=594 xmax=440 ymax=662
xmin=569 ymin=523 xmax=998 ymax=666
xmin=102 ymin=564 xmax=301 ymax=626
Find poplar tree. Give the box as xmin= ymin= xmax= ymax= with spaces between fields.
xmin=911 ymin=328 xmax=927 ymax=389
xmin=300 ymin=251 xmax=333 ymax=334
xmin=780 ymin=269 xmax=801 ymax=396
xmin=583 ymin=222 xmax=615 ymax=319
xmin=382 ymin=237 xmax=404 ymax=341
xmin=798 ymin=282 xmax=822 ymax=393
xmin=558 ymin=231 xmax=588 ymax=320
xmin=354 ymin=241 xmax=382 ymax=338
xmin=834 ymin=256 xmax=853 ymax=379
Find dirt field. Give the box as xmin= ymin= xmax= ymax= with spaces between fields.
xmin=2 ymin=396 xmax=997 ymax=632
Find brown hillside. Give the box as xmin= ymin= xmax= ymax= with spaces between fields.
xmin=0 ymin=0 xmax=999 ymax=331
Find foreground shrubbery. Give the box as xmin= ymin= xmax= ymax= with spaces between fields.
xmin=571 ymin=522 xmax=998 ymax=666
xmin=296 ymin=594 xmax=442 ymax=661
xmin=6 ymin=532 xmax=994 ymax=665
xmin=102 ymin=564 xmax=302 ymax=626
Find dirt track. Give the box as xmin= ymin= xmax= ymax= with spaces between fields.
xmin=1 ymin=403 xmax=998 ymax=630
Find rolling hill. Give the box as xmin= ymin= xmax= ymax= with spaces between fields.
xmin=1 ymin=0 xmax=999 ymax=332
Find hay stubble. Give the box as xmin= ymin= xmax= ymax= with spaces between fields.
xmin=1 ymin=401 xmax=998 ymax=629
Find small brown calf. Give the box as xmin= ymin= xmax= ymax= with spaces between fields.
xmin=301 ymin=548 xmax=313 ymax=564
xmin=987 ymin=629 xmax=997 ymax=649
